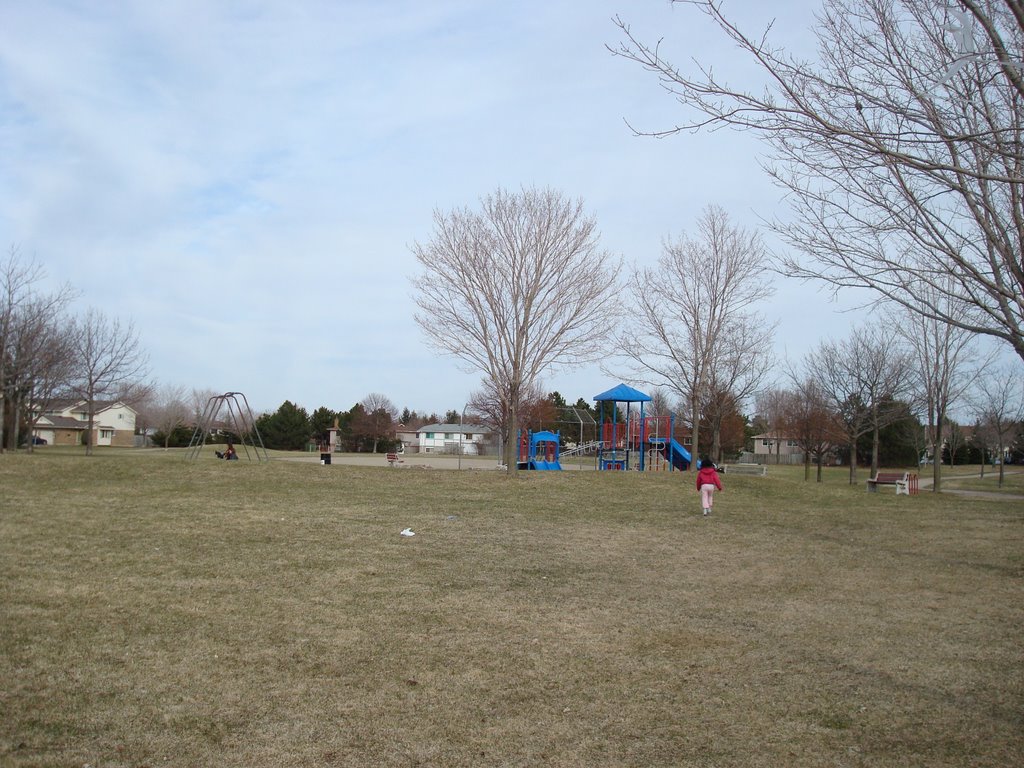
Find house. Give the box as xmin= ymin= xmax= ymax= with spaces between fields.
xmin=415 ymin=423 xmax=494 ymax=455
xmin=33 ymin=400 xmax=137 ymax=448
xmin=394 ymin=425 xmax=420 ymax=453
xmin=751 ymin=432 xmax=804 ymax=463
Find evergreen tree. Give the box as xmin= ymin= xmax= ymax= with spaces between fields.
xmin=309 ymin=406 xmax=337 ymax=445
xmin=256 ymin=401 xmax=311 ymax=451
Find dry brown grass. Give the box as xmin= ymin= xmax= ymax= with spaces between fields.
xmin=1 ymin=451 xmax=1022 ymax=767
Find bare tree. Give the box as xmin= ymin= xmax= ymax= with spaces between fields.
xmin=189 ymin=387 xmax=219 ymax=424
xmin=1 ymin=256 xmax=77 ymax=452
xmin=702 ymin=386 xmax=745 ymax=463
xmin=145 ymin=383 xmax=190 ymax=449
xmin=361 ymin=392 xmax=398 ymax=453
xmin=784 ymin=377 xmax=837 ymax=482
xmin=973 ymin=365 xmax=1024 ymax=487
xmin=804 ymin=325 xmax=911 ymax=484
xmin=944 ymin=418 xmax=969 ymax=467
xmin=69 ymin=308 xmax=149 ymax=455
xmin=466 ymin=376 xmax=546 ymax=463
xmin=12 ymin=307 xmax=76 ymax=452
xmin=612 ymin=1 xmax=1024 ymax=362
xmin=755 ymin=387 xmax=790 ymax=466
xmin=647 ymin=388 xmax=673 ymax=419
xmin=1 ymin=249 xmax=76 ymax=452
xmin=411 ymin=187 xmax=622 ymax=472
xmin=617 ymin=205 xmax=775 ymax=465
xmin=855 ymin=327 xmax=915 ymax=477
xmin=892 ymin=285 xmax=988 ymax=491
xmin=705 ymin=322 xmax=774 ymax=462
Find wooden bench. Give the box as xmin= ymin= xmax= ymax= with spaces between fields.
xmin=386 ymin=452 xmax=404 ymax=467
xmin=721 ymin=463 xmax=767 ymax=476
xmin=866 ymin=471 xmax=916 ymax=495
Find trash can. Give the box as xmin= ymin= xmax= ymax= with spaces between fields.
xmin=320 ymin=452 xmax=331 ymax=465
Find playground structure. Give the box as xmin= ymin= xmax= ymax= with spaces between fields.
xmin=594 ymin=383 xmax=691 ymax=471
xmin=185 ymin=392 xmax=269 ymax=462
xmin=517 ymin=429 xmax=563 ymax=470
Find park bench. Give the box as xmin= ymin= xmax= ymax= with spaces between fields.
xmin=720 ymin=463 xmax=767 ymax=476
xmin=865 ymin=471 xmax=918 ymax=495
xmin=386 ymin=452 xmax=404 ymax=467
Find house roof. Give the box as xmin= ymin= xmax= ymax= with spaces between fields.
xmin=594 ymin=383 xmax=651 ymax=403
xmin=45 ymin=399 xmax=137 ymax=415
xmin=417 ymin=423 xmax=491 ymax=433
xmin=35 ymin=415 xmax=86 ymax=430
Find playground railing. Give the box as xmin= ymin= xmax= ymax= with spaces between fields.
xmin=559 ymin=440 xmax=603 ymax=458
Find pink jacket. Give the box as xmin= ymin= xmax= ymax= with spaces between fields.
xmin=695 ymin=466 xmax=722 ymax=491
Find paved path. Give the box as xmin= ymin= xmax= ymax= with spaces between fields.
xmin=917 ymin=468 xmax=1024 ymax=501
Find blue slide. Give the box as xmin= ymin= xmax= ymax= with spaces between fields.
xmin=653 ymin=438 xmax=691 ymax=470
xmin=530 ymin=458 xmax=562 ymax=470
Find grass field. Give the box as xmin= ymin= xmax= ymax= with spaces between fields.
xmin=2 ymin=450 xmax=1022 ymax=767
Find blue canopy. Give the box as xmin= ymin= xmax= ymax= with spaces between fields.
xmin=593 ymin=383 xmax=651 ymax=402
xmin=530 ymin=430 xmax=560 ymax=446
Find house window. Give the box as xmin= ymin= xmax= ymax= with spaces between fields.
xmin=426 ymin=432 xmax=434 ymax=439
xmin=464 ymin=433 xmax=474 ymax=440
xmin=444 ymin=433 xmax=454 ymax=439
xmin=761 ymin=439 xmax=772 ymax=447
xmin=100 ymin=429 xmax=114 ymax=439
xmin=118 ymin=414 xmax=123 ymax=420
xmin=787 ymin=440 xmax=798 ymax=447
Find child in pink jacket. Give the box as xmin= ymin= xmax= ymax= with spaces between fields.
xmin=695 ymin=458 xmax=723 ymax=517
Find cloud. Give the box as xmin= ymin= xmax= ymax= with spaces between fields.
xmin=1 ymin=0 xmax=873 ymax=415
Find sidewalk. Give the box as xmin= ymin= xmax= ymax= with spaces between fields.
xmin=917 ymin=468 xmax=1024 ymax=500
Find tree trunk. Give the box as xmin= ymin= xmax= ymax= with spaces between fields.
xmin=848 ymin=439 xmax=858 ymax=485
xmin=871 ymin=424 xmax=880 ymax=478
xmin=10 ymin=390 xmax=22 ymax=451
xmin=930 ymin=406 xmax=943 ymax=493
xmin=689 ymin=398 xmax=700 ymax=470
xmin=504 ymin=404 xmax=519 ymax=474
xmin=86 ymin=402 xmax=95 ymax=456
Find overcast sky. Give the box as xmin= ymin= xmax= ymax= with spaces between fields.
xmin=3 ymin=0 xmax=888 ymax=417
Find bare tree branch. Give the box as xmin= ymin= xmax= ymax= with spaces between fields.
xmin=614 ymin=205 xmax=775 ymax=463
xmin=612 ymin=0 xmax=1024 ymax=360
xmin=411 ymin=187 xmax=622 ymax=471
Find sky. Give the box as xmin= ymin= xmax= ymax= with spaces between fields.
xmin=2 ymin=0 xmax=892 ymax=417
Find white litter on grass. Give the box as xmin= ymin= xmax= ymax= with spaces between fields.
xmin=400 ymin=528 xmax=415 ymax=537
